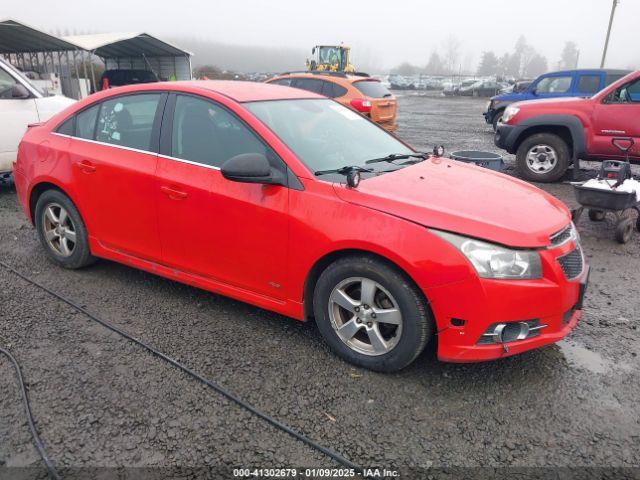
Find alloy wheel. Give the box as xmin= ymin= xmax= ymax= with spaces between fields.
xmin=328 ymin=277 xmax=403 ymax=356
xmin=526 ymin=144 xmax=558 ymax=174
xmin=42 ymin=203 xmax=77 ymax=257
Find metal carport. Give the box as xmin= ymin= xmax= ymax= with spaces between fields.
xmin=0 ymin=18 xmax=86 ymax=98
xmin=63 ymin=32 xmax=193 ymax=89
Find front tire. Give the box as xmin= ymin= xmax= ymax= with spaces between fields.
xmin=313 ymin=256 xmax=433 ymax=372
xmin=492 ymin=111 xmax=503 ymax=132
xmin=35 ymin=190 xmax=95 ymax=269
xmin=516 ymin=133 xmax=570 ymax=183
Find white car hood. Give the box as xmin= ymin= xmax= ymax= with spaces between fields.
xmin=34 ymin=95 xmax=76 ymax=122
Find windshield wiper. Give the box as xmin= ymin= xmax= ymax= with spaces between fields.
xmin=365 ymin=153 xmax=428 ymax=165
xmin=315 ymin=165 xmax=373 ymax=176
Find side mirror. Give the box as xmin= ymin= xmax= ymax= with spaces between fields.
xmin=221 ymin=153 xmax=285 ymax=186
xmin=11 ymin=84 xmax=30 ymax=99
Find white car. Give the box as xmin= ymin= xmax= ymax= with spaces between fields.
xmin=0 ymin=57 xmax=75 ymax=179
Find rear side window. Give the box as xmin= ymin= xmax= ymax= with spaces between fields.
xmin=353 ymin=80 xmax=391 ymax=98
xmin=605 ymin=74 xmax=626 ymax=86
xmin=534 ymin=76 xmax=572 ymax=94
xmin=170 ymin=94 xmax=270 ymax=168
xmin=321 ymin=80 xmax=348 ymax=98
xmin=292 ymin=78 xmax=324 ymax=94
xmin=56 ymin=117 xmax=75 ymax=135
xmin=270 ymin=78 xmax=293 ymax=86
xmin=76 ymin=104 xmax=100 ymax=140
xmin=95 ymin=93 xmax=161 ymax=150
xmin=577 ymin=75 xmax=601 ymax=94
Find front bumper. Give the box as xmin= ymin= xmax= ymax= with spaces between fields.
xmin=427 ymin=241 xmax=588 ymax=363
xmin=494 ymin=123 xmax=524 ymax=154
xmin=482 ymin=108 xmax=495 ymax=123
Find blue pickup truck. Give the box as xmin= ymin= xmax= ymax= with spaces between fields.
xmin=483 ymin=69 xmax=631 ymax=131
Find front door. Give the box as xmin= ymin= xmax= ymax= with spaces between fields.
xmin=0 ymin=67 xmax=39 ymax=171
xmin=69 ymin=92 xmax=165 ymax=260
xmin=591 ymin=77 xmax=640 ymax=160
xmin=156 ymin=93 xmax=289 ymax=299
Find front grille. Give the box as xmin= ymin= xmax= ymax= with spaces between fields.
xmin=550 ymin=224 xmax=573 ymax=247
xmin=557 ymin=246 xmax=584 ymax=280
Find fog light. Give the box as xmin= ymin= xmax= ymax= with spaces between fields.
xmin=477 ymin=320 xmax=546 ymax=345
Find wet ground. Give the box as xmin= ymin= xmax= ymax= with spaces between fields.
xmin=1 ymin=93 xmax=639 ymax=479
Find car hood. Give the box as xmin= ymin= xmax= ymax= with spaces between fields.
xmin=332 ymin=158 xmax=570 ymax=248
xmin=491 ymin=92 xmax=526 ymax=102
xmin=35 ymin=95 xmax=76 ymax=122
xmin=512 ymin=96 xmax=589 ymax=109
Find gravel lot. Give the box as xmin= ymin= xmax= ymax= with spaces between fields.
xmin=1 ymin=92 xmax=639 ymax=479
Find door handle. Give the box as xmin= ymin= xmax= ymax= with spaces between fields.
xmin=76 ymin=160 xmax=96 ymax=174
xmin=160 ymin=185 xmax=188 ymax=200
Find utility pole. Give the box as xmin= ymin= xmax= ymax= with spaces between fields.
xmin=600 ymin=0 xmax=620 ymax=68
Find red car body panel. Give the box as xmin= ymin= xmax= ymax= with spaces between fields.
xmin=333 ymin=158 xmax=571 ymax=248
xmin=13 ymin=81 xmax=587 ymax=363
xmin=504 ymin=70 xmax=640 ymax=161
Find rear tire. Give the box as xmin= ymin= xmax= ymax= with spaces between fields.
xmin=516 ymin=133 xmax=570 ymax=183
xmin=35 ymin=190 xmax=96 ymax=269
xmin=313 ymin=256 xmax=432 ymax=372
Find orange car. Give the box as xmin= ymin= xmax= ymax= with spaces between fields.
xmin=266 ymin=72 xmax=398 ymax=131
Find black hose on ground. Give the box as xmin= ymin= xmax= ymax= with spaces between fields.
xmin=0 ymin=260 xmax=366 ymax=477
xmin=0 ymin=345 xmax=62 ymax=480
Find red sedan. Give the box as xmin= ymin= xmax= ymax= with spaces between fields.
xmin=13 ymin=81 xmax=589 ymax=371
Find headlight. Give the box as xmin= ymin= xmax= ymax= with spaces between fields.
xmin=502 ymin=105 xmax=520 ymax=124
xmin=432 ymin=230 xmax=542 ymax=280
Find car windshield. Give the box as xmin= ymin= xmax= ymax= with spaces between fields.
xmin=245 ymin=99 xmax=413 ymax=177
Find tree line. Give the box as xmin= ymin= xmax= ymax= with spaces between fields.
xmin=393 ymin=36 xmax=580 ymax=80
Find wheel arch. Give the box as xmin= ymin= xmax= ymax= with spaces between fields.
xmin=512 ymin=115 xmax=587 ymax=159
xmin=28 ymin=180 xmax=80 ymax=225
xmin=302 ymin=248 xmax=431 ymax=322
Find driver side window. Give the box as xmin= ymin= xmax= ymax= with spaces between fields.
xmin=0 ymin=68 xmax=19 ymax=99
xmin=534 ymin=76 xmax=572 ymax=94
xmin=608 ymin=79 xmax=640 ymax=104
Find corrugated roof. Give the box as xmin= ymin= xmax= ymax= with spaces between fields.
xmin=63 ymin=32 xmax=192 ymax=58
xmin=0 ymin=18 xmax=78 ymax=53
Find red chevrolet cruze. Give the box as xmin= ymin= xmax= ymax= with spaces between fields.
xmin=13 ymin=81 xmax=589 ymax=371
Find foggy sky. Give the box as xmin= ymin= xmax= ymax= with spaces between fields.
xmin=5 ymin=0 xmax=639 ymax=71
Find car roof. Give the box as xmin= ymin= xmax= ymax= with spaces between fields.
xmin=271 ymin=72 xmax=377 ymax=84
xmin=543 ymin=68 xmax=632 ymax=75
xmin=103 ymin=80 xmax=324 ymax=102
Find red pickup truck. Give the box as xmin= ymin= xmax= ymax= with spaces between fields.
xmin=495 ymin=70 xmax=640 ymax=182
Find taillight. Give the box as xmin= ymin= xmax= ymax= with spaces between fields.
xmin=350 ymin=98 xmax=372 ymax=113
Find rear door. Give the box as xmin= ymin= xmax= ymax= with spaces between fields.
xmin=68 ymin=92 xmax=165 ymax=260
xmin=156 ymin=93 xmax=289 ymax=298
xmin=590 ymin=77 xmax=640 ymax=159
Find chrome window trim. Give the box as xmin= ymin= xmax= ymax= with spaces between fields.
xmin=51 ymin=132 xmax=221 ymax=170
xmin=157 ymin=154 xmax=221 ymax=171
xmin=51 ymin=132 xmax=157 ymax=157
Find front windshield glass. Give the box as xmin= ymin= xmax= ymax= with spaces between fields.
xmin=245 ymin=99 xmax=413 ymax=176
